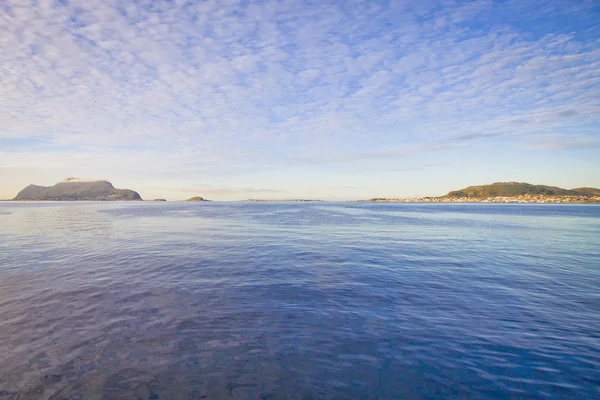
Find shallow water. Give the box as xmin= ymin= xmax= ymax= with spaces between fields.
xmin=0 ymin=202 xmax=599 ymax=399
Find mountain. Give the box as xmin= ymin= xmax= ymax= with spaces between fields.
xmin=444 ymin=182 xmax=598 ymax=198
xmin=14 ymin=180 xmax=142 ymax=201
xmin=186 ymin=196 xmax=209 ymax=201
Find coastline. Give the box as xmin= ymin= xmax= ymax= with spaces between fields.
xmin=360 ymin=195 xmax=600 ymax=204
xmin=3 ymin=198 xmax=600 ymax=204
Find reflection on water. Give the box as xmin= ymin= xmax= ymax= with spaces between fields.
xmin=0 ymin=202 xmax=599 ymax=399
xmin=2 ymin=202 xmax=113 ymax=237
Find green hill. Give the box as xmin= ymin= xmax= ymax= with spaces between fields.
xmin=186 ymin=196 xmax=209 ymax=201
xmin=572 ymin=187 xmax=600 ymax=196
xmin=444 ymin=182 xmax=598 ymax=198
xmin=14 ymin=180 xmax=142 ymax=201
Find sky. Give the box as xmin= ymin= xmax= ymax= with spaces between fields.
xmin=1 ymin=0 xmax=599 ymax=200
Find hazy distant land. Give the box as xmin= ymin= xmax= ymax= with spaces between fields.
xmin=246 ymin=199 xmax=324 ymax=202
xmin=8 ymin=180 xmax=600 ymax=203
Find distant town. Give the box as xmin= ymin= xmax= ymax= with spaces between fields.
xmin=364 ymin=195 xmax=600 ymax=204
xmin=363 ymin=182 xmax=600 ymax=203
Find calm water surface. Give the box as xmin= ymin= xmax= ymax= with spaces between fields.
xmin=0 ymin=202 xmax=599 ymax=399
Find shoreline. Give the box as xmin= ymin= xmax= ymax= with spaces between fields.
xmin=359 ymin=196 xmax=600 ymax=204
xmin=2 ymin=199 xmax=600 ymax=204
xmin=245 ymin=196 xmax=600 ymax=204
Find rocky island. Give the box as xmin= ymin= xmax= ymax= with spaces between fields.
xmin=13 ymin=179 xmax=142 ymax=201
xmin=186 ymin=196 xmax=209 ymax=201
xmin=364 ymin=182 xmax=600 ymax=203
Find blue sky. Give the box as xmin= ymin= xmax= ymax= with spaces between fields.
xmin=1 ymin=0 xmax=599 ymax=200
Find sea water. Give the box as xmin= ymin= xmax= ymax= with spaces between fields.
xmin=0 ymin=202 xmax=599 ymax=399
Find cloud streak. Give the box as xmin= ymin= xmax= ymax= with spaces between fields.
xmin=528 ymin=133 xmax=600 ymax=151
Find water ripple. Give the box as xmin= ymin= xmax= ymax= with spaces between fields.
xmin=0 ymin=202 xmax=599 ymax=399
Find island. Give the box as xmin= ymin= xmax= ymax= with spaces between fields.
xmin=362 ymin=182 xmax=600 ymax=203
xmin=153 ymin=199 xmax=167 ymax=202
xmin=13 ymin=180 xmax=142 ymax=201
xmin=186 ymin=196 xmax=209 ymax=201
xmin=246 ymin=199 xmax=323 ymax=202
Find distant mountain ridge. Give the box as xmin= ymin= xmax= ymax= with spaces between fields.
xmin=444 ymin=182 xmax=599 ymax=198
xmin=571 ymin=187 xmax=600 ymax=196
xmin=14 ymin=180 xmax=142 ymax=201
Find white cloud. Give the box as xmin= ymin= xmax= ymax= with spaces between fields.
xmin=528 ymin=133 xmax=600 ymax=150
xmin=1 ymin=0 xmax=599 ymax=198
